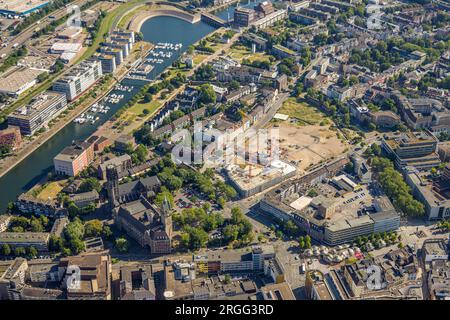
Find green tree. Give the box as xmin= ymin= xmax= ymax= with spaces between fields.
xmin=27 ymin=246 xmax=38 ymax=258
xmin=102 ymin=226 xmax=113 ymax=239
xmin=64 ymin=218 xmax=85 ymax=242
xmin=84 ymin=219 xmax=103 ymax=238
xmin=1 ymin=244 xmax=11 ymax=256
xmin=70 ymin=238 xmax=85 ymax=255
xmin=223 ymin=224 xmax=239 ymax=242
xmin=217 ymin=197 xmax=226 ymax=209
xmin=132 ymin=144 xmax=148 ymax=164
xmin=14 ymin=247 xmax=26 ymax=257
xmin=115 ymin=237 xmax=130 ymax=253
xmin=48 ymin=235 xmax=64 ymax=252
xmin=304 ymin=235 xmax=312 ymax=249
xmin=231 ymin=207 xmax=244 ymax=224
xmin=79 ymin=177 xmax=102 ymax=193
xmin=30 ymin=217 xmax=44 ymax=232
xmin=155 ymin=188 xmax=175 ymax=208
xmin=199 ymin=84 xmax=216 ymax=104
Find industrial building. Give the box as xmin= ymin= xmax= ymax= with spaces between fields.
xmin=0 ymin=0 xmax=49 ymax=17
xmin=0 ymin=66 xmax=44 ymax=97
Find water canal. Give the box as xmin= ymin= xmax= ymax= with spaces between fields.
xmin=0 ymin=14 xmax=217 ymax=211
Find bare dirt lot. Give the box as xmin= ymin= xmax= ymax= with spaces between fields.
xmin=271 ymin=122 xmax=349 ymax=173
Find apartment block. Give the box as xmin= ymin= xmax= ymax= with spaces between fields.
xmin=53 ymin=59 xmax=103 ymax=101
xmin=53 ymin=140 xmax=95 ymax=177
xmin=7 ymin=91 xmax=67 ymax=135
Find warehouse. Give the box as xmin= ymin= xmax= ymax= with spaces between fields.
xmin=0 ymin=0 xmax=49 ymax=17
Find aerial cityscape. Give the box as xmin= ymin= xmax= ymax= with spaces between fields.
xmin=0 ymin=0 xmax=449 ymax=304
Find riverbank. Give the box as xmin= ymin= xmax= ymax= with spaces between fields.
xmin=0 ymin=41 xmax=153 ymax=179
xmin=0 ymin=8 xmax=220 ymax=212
xmin=95 ymin=26 xmax=239 ymax=143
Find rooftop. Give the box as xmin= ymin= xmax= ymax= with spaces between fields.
xmin=0 ymin=67 xmax=44 ymax=94
xmin=0 ymin=232 xmax=49 ymax=243
xmin=260 ymin=282 xmax=296 ymax=300
xmin=0 ymin=0 xmax=49 ymax=14
xmin=9 ymin=91 xmax=66 ymax=120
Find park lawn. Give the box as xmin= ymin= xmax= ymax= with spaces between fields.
xmin=247 ymin=52 xmax=272 ymax=63
xmin=278 ymin=97 xmax=326 ymax=126
xmin=229 ymin=45 xmax=251 ymax=61
xmin=166 ymin=66 xmax=190 ymax=79
xmin=36 ymin=181 xmax=65 ymax=201
xmin=128 ymin=100 xmax=161 ymax=116
xmin=193 ymin=54 xmax=208 ymax=65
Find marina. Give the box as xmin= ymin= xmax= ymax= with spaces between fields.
xmin=127 ymin=41 xmax=183 ymax=80
xmin=0 ymin=15 xmax=217 ymax=212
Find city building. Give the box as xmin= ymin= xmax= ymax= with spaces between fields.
xmin=234 ymin=7 xmax=255 ymax=27
xmin=194 ymin=245 xmax=275 ymax=275
xmin=119 ymin=265 xmax=156 ymax=300
xmin=59 ymin=252 xmax=112 ymax=300
xmin=53 ymin=140 xmax=95 ymax=177
xmin=74 ymin=9 xmax=100 ymax=28
xmin=15 ymin=193 xmax=65 ymax=217
xmin=0 ymin=215 xmax=11 ymax=232
xmin=225 ymin=159 xmax=297 ymax=198
xmin=0 ymin=232 xmax=49 ymax=252
xmin=98 ymin=54 xmax=117 ymax=74
xmin=106 ymin=165 xmax=161 ymax=207
xmin=53 ymin=59 xmax=103 ymax=101
xmin=260 ymin=282 xmax=296 ymax=300
xmin=113 ymin=196 xmax=172 ymax=254
xmin=305 ymin=270 xmax=336 ymax=300
xmin=114 ymin=134 xmax=137 ymax=153
xmin=254 ymin=1 xmax=275 ymax=17
xmin=98 ymin=154 xmax=132 ymax=180
xmin=0 ymin=258 xmax=28 ymax=300
xmin=381 ymin=131 xmax=441 ymax=171
xmin=422 ymin=239 xmax=449 ymax=265
xmin=253 ymin=9 xmax=287 ymax=31
xmin=68 ymin=190 xmax=99 ymax=208
xmin=405 ymin=166 xmax=450 ymax=220
xmin=7 ymin=91 xmax=67 ymax=135
xmin=260 ymin=158 xmax=401 ymax=245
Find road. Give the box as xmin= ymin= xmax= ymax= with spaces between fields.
xmin=0 ymin=0 xmax=88 ymax=58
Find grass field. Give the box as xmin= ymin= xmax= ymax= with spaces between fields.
xmin=128 ymin=100 xmax=161 ymax=116
xmin=36 ymin=181 xmax=65 ymax=201
xmin=228 ymin=44 xmax=273 ymax=63
xmin=278 ymin=98 xmax=326 ymax=126
xmin=228 ymin=45 xmax=251 ymax=61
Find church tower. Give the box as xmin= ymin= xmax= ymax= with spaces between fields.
xmin=106 ymin=165 xmax=120 ymax=209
